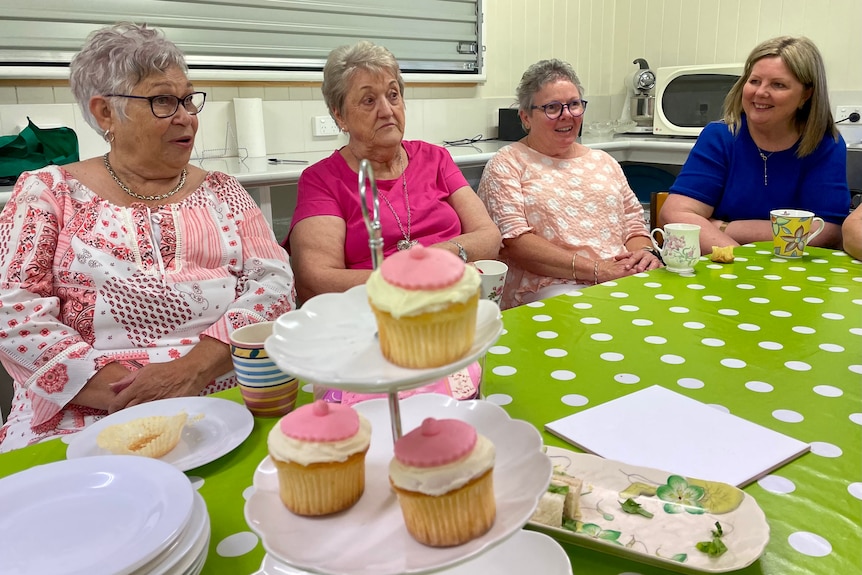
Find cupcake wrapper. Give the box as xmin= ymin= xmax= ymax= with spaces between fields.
xmin=272 ymin=449 xmax=367 ymax=516
xmin=392 ymin=469 xmax=496 ymax=547
xmin=371 ymin=293 xmax=479 ymax=369
xmin=96 ymin=412 xmax=188 ymax=459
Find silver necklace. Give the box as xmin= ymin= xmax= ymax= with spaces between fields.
xmin=104 ymin=153 xmax=187 ymax=201
xmin=756 ymin=146 xmax=774 ymax=186
xmin=377 ymin=151 xmax=417 ymax=250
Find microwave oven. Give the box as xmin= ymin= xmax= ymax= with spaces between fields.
xmin=652 ymin=64 xmax=744 ymax=137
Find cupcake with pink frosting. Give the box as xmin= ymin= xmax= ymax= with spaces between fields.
xmin=389 ymin=417 xmax=496 ymax=547
xmin=267 ymin=400 xmax=371 ymax=516
xmin=366 ymin=246 xmax=481 ymax=368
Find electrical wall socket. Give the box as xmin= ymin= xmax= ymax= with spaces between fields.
xmin=312 ymin=115 xmax=340 ymax=137
xmin=837 ymin=106 xmax=862 ymax=124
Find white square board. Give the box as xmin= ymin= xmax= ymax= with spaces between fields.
xmin=545 ymin=385 xmax=809 ymax=487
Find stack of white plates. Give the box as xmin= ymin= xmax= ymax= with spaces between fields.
xmin=0 ymin=455 xmax=209 ymax=575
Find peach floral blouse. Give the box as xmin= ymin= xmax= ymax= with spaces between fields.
xmin=477 ymin=142 xmax=649 ymax=309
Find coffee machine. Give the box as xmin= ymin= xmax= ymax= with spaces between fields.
xmin=618 ymin=58 xmax=656 ymax=134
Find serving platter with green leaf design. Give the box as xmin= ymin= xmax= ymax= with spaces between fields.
xmin=526 ymin=447 xmax=770 ymax=574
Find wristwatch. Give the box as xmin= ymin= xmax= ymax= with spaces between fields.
xmin=450 ymin=240 xmax=468 ymax=262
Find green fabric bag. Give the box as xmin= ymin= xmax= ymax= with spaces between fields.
xmin=0 ymin=117 xmax=79 ymax=184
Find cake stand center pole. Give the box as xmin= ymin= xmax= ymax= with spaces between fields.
xmin=359 ymin=159 xmax=403 ymax=441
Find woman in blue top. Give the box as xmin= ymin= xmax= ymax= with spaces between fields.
xmin=661 ymin=36 xmax=848 ymax=254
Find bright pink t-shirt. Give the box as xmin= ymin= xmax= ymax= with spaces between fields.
xmin=287 ymin=140 xmax=468 ymax=269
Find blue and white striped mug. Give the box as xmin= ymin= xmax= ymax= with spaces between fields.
xmin=229 ymin=321 xmax=298 ymax=417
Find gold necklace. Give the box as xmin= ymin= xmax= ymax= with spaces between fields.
xmin=756 ymin=146 xmax=774 ymax=186
xmin=104 ymin=153 xmax=187 ymax=201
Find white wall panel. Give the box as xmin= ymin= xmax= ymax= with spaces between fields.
xmin=481 ymin=0 xmax=862 ymax=100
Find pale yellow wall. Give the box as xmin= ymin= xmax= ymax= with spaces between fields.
xmin=481 ymin=0 xmax=862 ymax=100
xmin=3 ymin=0 xmax=861 ymax=143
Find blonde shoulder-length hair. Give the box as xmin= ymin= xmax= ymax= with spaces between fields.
xmin=723 ymin=36 xmax=837 ymax=158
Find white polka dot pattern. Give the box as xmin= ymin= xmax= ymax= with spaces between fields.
xmin=477 ymin=245 xmax=859 ymax=575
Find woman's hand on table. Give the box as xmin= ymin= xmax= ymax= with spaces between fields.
xmin=613 ymin=248 xmax=663 ymax=274
xmin=107 ymin=337 xmax=233 ymax=413
xmin=107 ymin=360 xmax=208 ymax=413
xmin=597 ymin=254 xmax=652 ymax=283
xmin=71 ymin=362 xmax=134 ymax=410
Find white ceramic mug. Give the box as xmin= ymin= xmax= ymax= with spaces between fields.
xmin=474 ymin=259 xmax=508 ymax=306
xmin=650 ymin=223 xmax=701 ymax=273
xmin=770 ymin=209 xmax=825 ymax=258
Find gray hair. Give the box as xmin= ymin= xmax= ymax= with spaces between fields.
xmin=516 ymin=59 xmax=585 ymax=119
xmin=70 ymin=23 xmax=189 ymax=132
xmin=322 ymin=41 xmax=405 ymax=122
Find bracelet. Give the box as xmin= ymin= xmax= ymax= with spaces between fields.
xmin=448 ymin=240 xmax=468 ymax=262
xmin=572 ymin=253 xmax=578 ymax=281
xmin=719 ymin=221 xmax=730 ymax=233
xmin=593 ymin=259 xmax=599 ymax=285
xmin=642 ymin=246 xmax=663 ymax=261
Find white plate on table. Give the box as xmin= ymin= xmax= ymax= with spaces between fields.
xmin=0 ymin=455 xmax=194 ymax=575
xmin=245 ymin=393 xmax=552 ymax=575
xmin=65 ymin=396 xmax=253 ymax=471
xmin=144 ymin=491 xmax=210 ymax=575
xmin=264 ymin=284 xmax=503 ymax=393
xmin=255 ymin=529 xmax=572 ymax=575
xmin=527 ymin=446 xmax=770 ymax=574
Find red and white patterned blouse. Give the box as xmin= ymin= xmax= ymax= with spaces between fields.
xmin=0 ymin=166 xmax=295 ymax=451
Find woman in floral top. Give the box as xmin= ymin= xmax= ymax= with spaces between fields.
xmin=478 ymin=59 xmax=662 ymax=309
xmin=0 ymin=24 xmax=295 ymax=451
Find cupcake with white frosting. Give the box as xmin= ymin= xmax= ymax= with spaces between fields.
xmin=267 ymin=400 xmax=371 ymax=516
xmin=366 ymin=246 xmax=480 ymax=368
xmin=389 ymin=417 xmax=496 ymax=547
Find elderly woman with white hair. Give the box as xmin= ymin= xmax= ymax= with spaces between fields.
xmin=0 ymin=23 xmax=295 ymax=451
xmin=285 ymin=40 xmax=501 ymax=306
xmin=285 ymin=40 xmax=500 ymax=405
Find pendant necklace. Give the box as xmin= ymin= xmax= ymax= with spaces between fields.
xmin=104 ymin=153 xmax=187 ymax=201
xmin=756 ymin=146 xmax=774 ymax=186
xmin=377 ymin=151 xmax=418 ymax=250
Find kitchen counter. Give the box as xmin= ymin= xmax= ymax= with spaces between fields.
xmin=187 ymin=135 xmax=695 ymax=189
xmin=0 ymin=135 xmax=696 ymax=215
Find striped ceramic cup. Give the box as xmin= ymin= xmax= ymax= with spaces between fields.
xmin=229 ymin=321 xmax=298 ymax=417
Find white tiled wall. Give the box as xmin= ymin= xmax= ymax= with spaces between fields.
xmin=0 ymin=98 xmax=516 ymax=160
xmin=0 ymin=103 xmax=109 ymax=159
xmin=1 ymin=0 xmax=861 ymax=148
xmin=480 ymin=0 xmax=862 ymax=101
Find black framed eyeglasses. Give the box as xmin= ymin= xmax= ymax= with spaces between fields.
xmin=104 ymin=92 xmax=207 ymax=118
xmin=530 ymin=99 xmax=588 ymax=119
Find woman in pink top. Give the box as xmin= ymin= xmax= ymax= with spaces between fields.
xmin=478 ymin=59 xmax=662 ymax=309
xmin=285 ymin=41 xmax=500 ymax=306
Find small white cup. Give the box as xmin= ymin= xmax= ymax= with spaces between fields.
xmin=650 ymin=223 xmax=701 ymax=273
xmin=474 ymin=259 xmax=508 ymax=306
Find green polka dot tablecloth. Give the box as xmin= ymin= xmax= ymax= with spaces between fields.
xmin=482 ymin=243 xmax=861 ymax=575
xmin=0 ymin=243 xmax=858 ymax=575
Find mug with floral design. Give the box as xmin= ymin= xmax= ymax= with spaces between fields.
xmin=474 ymin=259 xmax=508 ymax=306
xmin=650 ymin=223 xmax=701 ymax=273
xmin=770 ymin=209 xmax=825 ymax=258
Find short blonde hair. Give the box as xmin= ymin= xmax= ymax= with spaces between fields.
xmin=723 ymin=36 xmax=836 ymax=157
xmin=321 ymin=41 xmax=405 ymax=122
